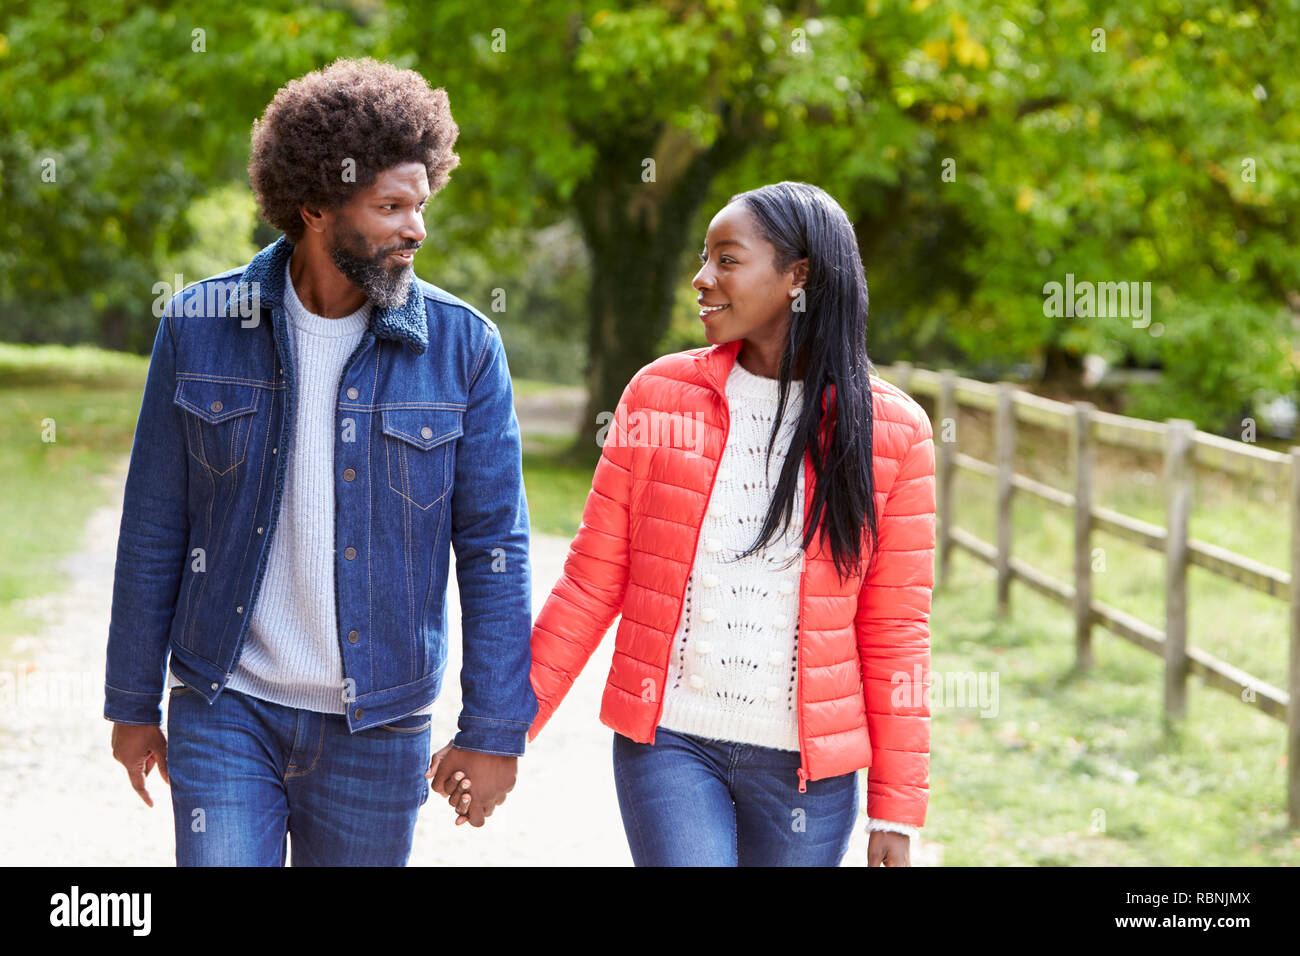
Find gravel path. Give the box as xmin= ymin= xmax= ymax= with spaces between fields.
xmin=1 ymin=398 xmax=938 ymax=866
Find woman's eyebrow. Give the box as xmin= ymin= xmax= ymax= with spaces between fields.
xmin=701 ymin=239 xmax=747 ymax=251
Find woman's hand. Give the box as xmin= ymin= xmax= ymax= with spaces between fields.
xmin=867 ymin=830 xmax=911 ymax=866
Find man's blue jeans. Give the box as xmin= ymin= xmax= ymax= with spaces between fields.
xmin=612 ymin=726 xmax=859 ymax=866
xmin=166 ymin=685 xmax=431 ymax=866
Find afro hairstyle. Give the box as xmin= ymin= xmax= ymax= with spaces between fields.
xmin=248 ymin=56 xmax=460 ymax=242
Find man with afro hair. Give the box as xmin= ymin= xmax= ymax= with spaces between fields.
xmin=105 ymin=57 xmax=537 ymax=865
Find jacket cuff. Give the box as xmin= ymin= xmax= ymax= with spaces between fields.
xmin=454 ymin=714 xmax=530 ymax=757
xmin=103 ymin=683 xmax=163 ymax=726
xmin=866 ymin=818 xmax=921 ymax=840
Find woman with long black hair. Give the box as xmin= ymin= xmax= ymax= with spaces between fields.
xmin=447 ymin=181 xmax=935 ymax=866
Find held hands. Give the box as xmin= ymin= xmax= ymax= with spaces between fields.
xmin=867 ymin=830 xmax=912 ymax=867
xmin=426 ymin=738 xmax=517 ymax=828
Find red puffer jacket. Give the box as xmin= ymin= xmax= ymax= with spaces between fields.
xmin=527 ymin=338 xmax=935 ymax=826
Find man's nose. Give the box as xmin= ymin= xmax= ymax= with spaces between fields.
xmin=403 ymin=210 xmax=426 ymax=245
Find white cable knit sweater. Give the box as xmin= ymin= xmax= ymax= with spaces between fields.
xmin=657 ymin=358 xmax=919 ymax=840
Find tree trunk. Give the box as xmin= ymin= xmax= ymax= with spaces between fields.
xmin=567 ymin=115 xmax=753 ymax=464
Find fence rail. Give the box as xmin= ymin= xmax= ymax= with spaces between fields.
xmin=875 ymin=362 xmax=1300 ymax=827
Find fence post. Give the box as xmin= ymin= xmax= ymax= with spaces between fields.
xmin=1289 ymin=448 xmax=1300 ymax=828
xmin=1164 ymin=419 xmax=1194 ymax=724
xmin=995 ymin=383 xmax=1015 ymax=616
xmin=937 ymin=370 xmax=956 ymax=589
xmin=1072 ymin=402 xmax=1096 ymax=670
xmin=895 ymin=360 xmax=913 ymax=396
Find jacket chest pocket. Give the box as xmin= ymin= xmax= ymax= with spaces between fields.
xmin=380 ymin=408 xmax=464 ymax=510
xmin=174 ymin=379 xmax=262 ymax=477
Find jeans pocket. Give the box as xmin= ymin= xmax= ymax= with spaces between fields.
xmin=375 ymin=715 xmax=432 ymax=735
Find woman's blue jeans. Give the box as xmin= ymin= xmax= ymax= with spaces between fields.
xmin=613 ymin=726 xmax=859 ymax=866
xmin=166 ymin=685 xmax=431 ymax=866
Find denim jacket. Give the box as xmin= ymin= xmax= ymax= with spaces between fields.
xmin=104 ymin=235 xmax=538 ymax=755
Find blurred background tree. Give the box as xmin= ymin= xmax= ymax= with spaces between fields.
xmin=1 ymin=0 xmax=1296 ymax=454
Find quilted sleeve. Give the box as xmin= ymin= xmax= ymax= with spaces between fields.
xmin=526 ymin=374 xmax=639 ymax=740
xmin=853 ymin=406 xmax=936 ymax=827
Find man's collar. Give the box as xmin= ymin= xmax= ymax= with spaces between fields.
xmin=221 ymin=234 xmax=429 ymax=354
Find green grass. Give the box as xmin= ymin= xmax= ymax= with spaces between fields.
xmin=522 ymin=435 xmax=596 ymax=537
xmin=928 ymin=552 xmax=1300 ymax=865
xmin=925 ymin=408 xmax=1300 ymax=864
xmin=0 ymin=346 xmax=150 ymax=644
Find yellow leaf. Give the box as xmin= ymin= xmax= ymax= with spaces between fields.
xmin=954 ymin=35 xmax=987 ymax=68
xmin=1016 ymin=187 xmax=1034 ymax=213
xmin=922 ymin=38 xmax=949 ymax=68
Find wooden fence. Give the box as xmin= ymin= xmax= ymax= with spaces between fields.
xmin=875 ymin=362 xmax=1300 ymax=828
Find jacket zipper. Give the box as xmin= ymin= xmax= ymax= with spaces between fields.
xmin=795 ymin=454 xmax=810 ymax=794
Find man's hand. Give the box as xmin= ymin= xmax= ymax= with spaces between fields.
xmin=426 ymin=738 xmax=473 ymax=825
xmin=111 ymin=723 xmax=170 ymax=807
xmin=428 ymin=747 xmax=517 ymax=828
xmin=867 ymin=830 xmax=912 ymax=867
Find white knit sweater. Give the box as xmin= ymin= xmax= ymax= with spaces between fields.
xmin=657 ymin=358 xmax=919 ymax=840
xmin=169 ymin=259 xmax=436 ymax=717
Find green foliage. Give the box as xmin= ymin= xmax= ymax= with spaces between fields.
xmin=1 ymin=0 xmax=1297 ymax=430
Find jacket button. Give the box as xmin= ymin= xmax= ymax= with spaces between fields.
xmin=716 ymin=468 xmax=729 ymax=482
xmin=700 ymin=607 xmax=718 ymax=622
xmin=689 ymin=674 xmax=706 ymax=689
xmin=272 ymin=447 xmax=277 ymax=454
xmin=420 ymin=426 xmax=433 ymax=440
xmin=704 ymin=537 xmax=722 ymax=553
xmin=257 ymin=526 xmax=264 ymax=534
xmin=774 ymin=614 xmax=790 ymax=629
xmin=347 ymin=629 xmax=359 ymax=643
xmin=779 ymin=580 xmax=795 ymax=595
xmin=344 ymin=546 xmax=357 ymax=560
xmin=696 ymin=641 xmax=713 ymax=656
xmin=209 ymin=400 xmax=223 ymax=413
xmin=764 ymin=686 xmax=780 ymax=701
xmin=210 ymin=682 xmax=219 ymax=690
xmin=347 ymin=387 xmax=359 ymax=400
xmin=701 ymin=572 xmax=718 ymax=588
xmin=343 ymin=467 xmax=356 ymax=482
xmin=354 ymin=708 xmax=365 ymax=720
xmin=236 ymin=605 xmax=244 ymax=613
xmin=768 ymin=651 xmax=785 ymax=667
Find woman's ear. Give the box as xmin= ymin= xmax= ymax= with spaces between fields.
xmin=790 ymin=258 xmax=809 ymax=292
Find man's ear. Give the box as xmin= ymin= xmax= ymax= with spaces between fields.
xmin=300 ymin=203 xmax=328 ymax=235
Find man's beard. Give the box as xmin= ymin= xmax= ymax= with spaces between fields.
xmin=327 ymin=219 xmax=416 ymax=310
